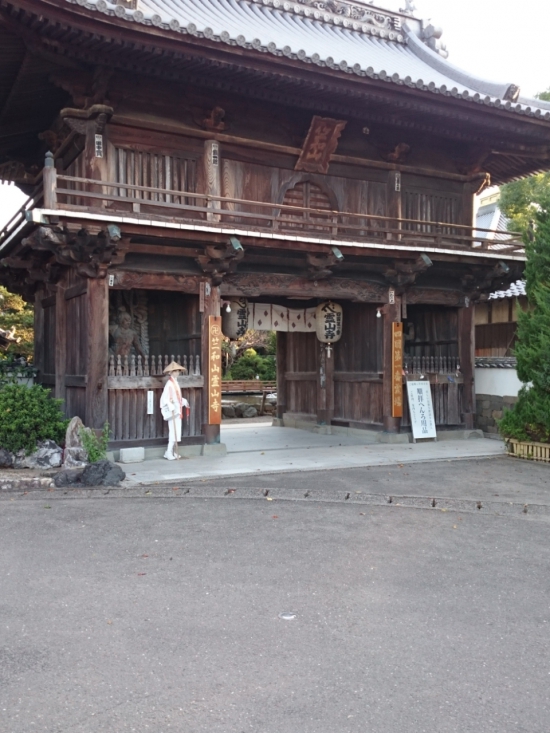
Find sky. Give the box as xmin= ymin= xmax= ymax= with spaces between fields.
xmin=1 ymin=0 xmax=549 ymax=226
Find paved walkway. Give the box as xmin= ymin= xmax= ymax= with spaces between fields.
xmin=122 ymin=421 xmax=506 ymax=485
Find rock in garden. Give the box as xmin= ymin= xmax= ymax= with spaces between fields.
xmin=80 ymin=460 xmax=126 ymax=487
xmin=234 ymin=402 xmax=248 ymax=417
xmin=242 ymin=405 xmax=258 ymax=418
xmin=65 ymin=416 xmax=85 ymax=448
xmin=222 ymin=405 xmax=236 ymax=419
xmin=63 ymin=416 xmax=88 ymax=467
xmin=0 ymin=447 xmax=13 ymax=468
xmin=64 ymin=447 xmax=88 ymax=468
xmin=14 ymin=440 xmax=63 ymax=469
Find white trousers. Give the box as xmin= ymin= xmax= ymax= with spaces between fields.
xmin=166 ymin=415 xmax=182 ymax=456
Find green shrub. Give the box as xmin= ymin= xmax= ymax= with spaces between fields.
xmin=79 ymin=422 xmax=111 ymax=462
xmin=230 ymin=353 xmax=276 ymax=381
xmin=499 ymin=387 xmax=550 ymax=444
xmin=0 ymin=384 xmax=68 ymax=453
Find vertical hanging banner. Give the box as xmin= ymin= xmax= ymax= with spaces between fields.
xmin=406 ymin=381 xmax=437 ymax=441
xmin=208 ymin=315 xmax=222 ymax=425
xmin=392 ymin=322 xmax=403 ymax=418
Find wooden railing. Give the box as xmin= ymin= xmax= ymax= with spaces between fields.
xmin=16 ymin=164 xmax=521 ymax=254
xmin=403 ymin=355 xmax=461 ymax=375
xmin=108 ymin=353 xmax=200 ymax=378
xmin=222 ymin=379 xmax=277 ymax=394
xmin=107 ymin=353 xmax=203 ymax=444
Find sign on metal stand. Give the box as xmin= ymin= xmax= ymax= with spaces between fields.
xmin=406 ymin=380 xmax=437 ymax=442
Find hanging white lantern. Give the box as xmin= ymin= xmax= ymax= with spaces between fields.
xmin=221 ymin=298 xmax=249 ymax=340
xmin=315 ymin=301 xmax=343 ymax=343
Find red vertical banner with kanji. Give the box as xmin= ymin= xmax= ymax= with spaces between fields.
xmin=208 ymin=315 xmax=222 ymax=424
xmin=392 ymin=322 xmax=403 ymax=418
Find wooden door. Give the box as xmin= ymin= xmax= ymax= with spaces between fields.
xmin=285 ymin=331 xmax=318 ymax=416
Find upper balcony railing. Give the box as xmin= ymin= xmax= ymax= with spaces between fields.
xmin=0 ymin=160 xmax=524 ymax=255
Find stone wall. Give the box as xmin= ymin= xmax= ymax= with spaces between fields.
xmin=475 ymin=394 xmax=517 ymax=436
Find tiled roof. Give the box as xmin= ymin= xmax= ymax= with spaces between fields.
xmin=489 ymin=280 xmax=526 ymax=300
xmin=64 ymin=0 xmax=550 ymax=120
xmin=475 ymin=357 xmax=517 ymax=369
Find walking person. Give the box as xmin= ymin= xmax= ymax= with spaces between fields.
xmin=160 ymin=361 xmax=189 ymax=460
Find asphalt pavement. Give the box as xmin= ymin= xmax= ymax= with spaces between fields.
xmin=1 ymin=457 xmax=550 ymax=733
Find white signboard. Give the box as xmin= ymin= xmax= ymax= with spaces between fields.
xmin=147 ymin=390 xmax=154 ymax=415
xmin=406 ymin=381 xmax=437 ymax=441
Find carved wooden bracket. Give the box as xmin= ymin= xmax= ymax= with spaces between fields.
xmin=380 ymin=142 xmax=411 ymax=163
xmin=306 ymin=247 xmax=344 ymax=280
xmin=384 ymin=254 xmax=433 ymax=292
xmin=461 ymin=261 xmax=520 ymax=302
xmin=60 ymin=104 xmax=114 ymax=136
xmin=20 ymin=224 xmax=128 ymax=279
xmin=196 ymin=238 xmax=244 ymax=286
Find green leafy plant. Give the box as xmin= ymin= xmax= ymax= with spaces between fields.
xmin=499 ymin=191 xmax=550 ymax=444
xmin=0 ymin=286 xmax=34 ymax=358
xmin=79 ymin=422 xmax=111 ymax=462
xmin=0 ymin=354 xmax=37 ymax=387
xmin=0 ymin=383 xmax=68 ymax=454
xmin=230 ymin=349 xmax=276 ymax=381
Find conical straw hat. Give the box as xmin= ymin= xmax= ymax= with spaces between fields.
xmin=163 ymin=360 xmax=185 ymax=374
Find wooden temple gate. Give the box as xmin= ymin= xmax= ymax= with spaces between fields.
xmin=0 ymin=0 xmax=535 ymax=453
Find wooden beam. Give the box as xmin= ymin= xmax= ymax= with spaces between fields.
xmin=85 ymin=277 xmax=109 ymax=429
xmin=33 ymin=286 xmax=45 ymax=384
xmin=387 ymin=170 xmax=402 ymax=242
xmin=111 ymin=115 xmax=483 ymax=183
xmin=55 ymin=273 xmax=67 ymax=406
xmin=276 ymin=332 xmax=287 ymax=420
xmin=317 ymin=341 xmax=335 ymax=426
xmin=204 ymin=139 xmax=221 ymax=222
xmin=458 ymin=304 xmax=475 ymax=429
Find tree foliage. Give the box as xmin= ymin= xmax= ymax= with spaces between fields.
xmin=499 ymin=194 xmax=550 ymax=443
xmin=0 ymin=286 xmax=34 ymax=359
xmin=226 ymin=348 xmax=276 ymax=381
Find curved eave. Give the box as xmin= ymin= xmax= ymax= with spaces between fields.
xmin=57 ymin=0 xmax=550 ymax=123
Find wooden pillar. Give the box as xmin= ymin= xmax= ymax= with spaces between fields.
xmin=85 ymin=276 xmax=109 ymax=429
xmin=43 ymin=151 xmax=57 ymax=210
xmin=33 ymin=287 xmax=45 ymax=383
xmin=85 ymin=120 xmax=109 ymax=206
xmin=382 ymin=295 xmax=402 ymax=433
xmin=276 ymin=331 xmax=287 ymax=419
xmin=462 ymin=180 xmax=478 ymax=247
xmin=55 ymin=273 xmax=68 ymax=405
xmin=387 ymin=170 xmax=402 ymax=241
xmin=204 ymin=140 xmax=221 ymax=222
xmin=458 ymin=304 xmax=475 ymax=429
xmin=201 ymin=282 xmax=221 ymax=443
xmin=317 ymin=341 xmax=334 ymax=425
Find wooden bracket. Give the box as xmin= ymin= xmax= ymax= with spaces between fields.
xmin=461 ymin=261 xmax=519 ymax=302
xmin=19 ymin=224 xmax=126 ymax=279
xmin=384 ymin=254 xmax=433 ymax=292
xmin=196 ymin=239 xmax=244 ymax=286
xmin=306 ymin=247 xmax=344 ymax=280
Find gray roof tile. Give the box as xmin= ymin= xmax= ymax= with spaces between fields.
xmin=66 ymin=0 xmax=550 ymax=120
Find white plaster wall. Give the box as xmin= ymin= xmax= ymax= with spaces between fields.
xmin=475 ymin=368 xmax=523 ymax=398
